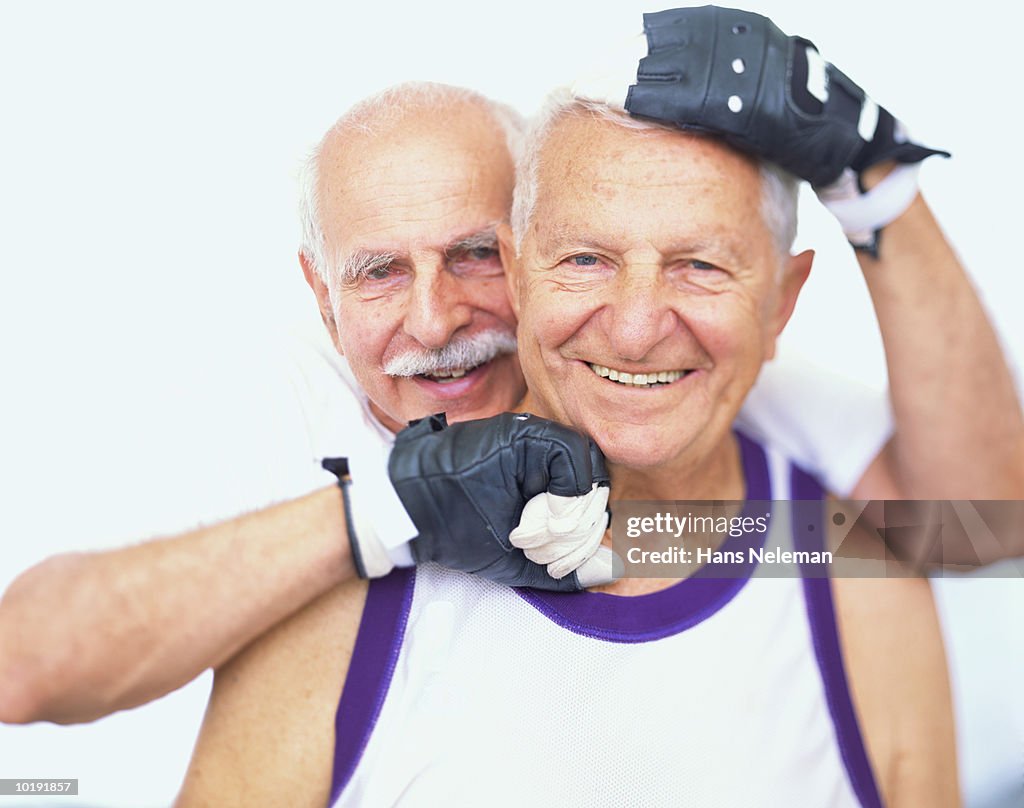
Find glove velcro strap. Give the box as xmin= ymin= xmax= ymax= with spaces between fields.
xmin=322 ymin=454 xmax=417 ymax=579
xmin=817 ymin=163 xmax=922 ymax=254
xmin=853 ymin=109 xmax=950 ymax=174
xmin=321 ymin=457 xmax=371 ymax=579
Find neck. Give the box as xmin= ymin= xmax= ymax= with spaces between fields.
xmin=609 ymin=432 xmax=745 ymax=502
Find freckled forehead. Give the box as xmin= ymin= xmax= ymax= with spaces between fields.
xmin=533 ymin=114 xmax=767 ymax=248
xmin=319 ymin=110 xmax=514 ymax=254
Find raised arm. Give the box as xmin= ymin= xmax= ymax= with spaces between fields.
xmin=850 ymin=165 xmax=1024 ymax=501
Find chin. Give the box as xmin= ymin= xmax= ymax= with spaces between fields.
xmin=589 ymin=420 xmax=694 ymax=471
xmin=441 ymin=393 xmax=506 ymax=422
xmin=442 ymin=405 xmax=490 ymax=425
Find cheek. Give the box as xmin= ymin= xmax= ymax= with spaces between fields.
xmin=520 ymin=278 xmax=598 ymax=348
xmin=679 ymin=295 xmax=766 ymax=364
xmin=472 ymin=277 xmax=518 ymax=327
xmin=516 ymin=282 xmax=598 ymax=413
xmin=335 ymin=298 xmax=399 ymax=369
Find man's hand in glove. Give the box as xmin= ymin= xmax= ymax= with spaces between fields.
xmin=574 ymin=5 xmax=948 ymax=255
xmin=323 ymin=412 xmax=615 ymax=591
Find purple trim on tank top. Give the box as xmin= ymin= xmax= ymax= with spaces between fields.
xmin=515 ymin=432 xmax=771 ymax=643
xmin=791 ymin=465 xmax=883 ymax=808
xmin=328 ymin=567 xmax=416 ymax=805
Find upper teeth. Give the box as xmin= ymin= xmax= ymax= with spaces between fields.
xmin=588 ymin=363 xmax=686 ymax=386
xmin=423 ymin=366 xmax=471 ymax=380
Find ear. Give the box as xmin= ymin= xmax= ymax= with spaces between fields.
xmin=497 ymin=222 xmax=522 ymax=319
xmin=764 ymin=249 xmax=814 ymax=361
xmin=299 ymin=251 xmax=342 ymax=352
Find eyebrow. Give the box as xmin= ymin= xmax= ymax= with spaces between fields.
xmin=539 ymin=224 xmax=745 ymax=264
xmin=340 ymin=249 xmax=396 ymax=284
xmin=538 ymin=223 xmax=605 ymax=251
xmin=338 ymin=223 xmax=502 ymax=285
xmin=444 ymin=223 xmax=500 ymax=258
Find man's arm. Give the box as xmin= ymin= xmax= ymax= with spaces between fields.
xmin=174 ymin=577 xmax=365 ymax=807
xmin=0 ymin=485 xmax=353 ymax=725
xmin=849 ymin=164 xmax=1024 ymax=502
xmin=835 ymin=572 xmax=960 ymax=807
xmin=832 ymin=524 xmax=960 ymax=807
xmin=0 ymin=411 xmax=612 ymax=725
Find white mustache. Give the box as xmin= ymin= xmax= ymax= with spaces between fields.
xmin=383 ymin=329 xmax=518 ymax=377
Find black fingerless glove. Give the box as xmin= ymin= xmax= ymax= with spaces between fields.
xmin=389 ymin=412 xmax=609 ymax=590
xmin=625 ymin=6 xmax=948 ymax=187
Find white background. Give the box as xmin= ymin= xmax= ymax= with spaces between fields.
xmin=1 ymin=1 xmax=1022 ymax=806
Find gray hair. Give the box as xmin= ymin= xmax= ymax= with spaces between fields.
xmin=298 ymin=82 xmax=526 ymax=285
xmin=510 ymin=90 xmax=799 ymax=259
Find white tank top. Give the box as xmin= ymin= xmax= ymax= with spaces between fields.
xmin=327 ymin=434 xmax=883 ymax=808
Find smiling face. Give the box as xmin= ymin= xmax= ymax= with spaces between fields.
xmin=302 ymin=100 xmax=525 ymax=432
xmin=503 ymin=112 xmax=810 ymax=471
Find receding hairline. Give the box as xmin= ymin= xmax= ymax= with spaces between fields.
xmin=541 ymin=110 xmax=765 ymax=189
xmin=298 ymin=81 xmax=525 ymax=284
xmin=510 ymin=95 xmax=799 ymax=259
xmin=323 ymin=85 xmax=512 ymax=155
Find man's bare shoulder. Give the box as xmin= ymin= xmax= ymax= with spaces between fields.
xmin=831 ymin=527 xmax=959 ymax=808
xmin=176 ymin=577 xmax=369 ymax=808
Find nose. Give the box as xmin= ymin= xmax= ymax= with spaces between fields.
xmin=402 ymin=264 xmax=474 ymax=349
xmin=604 ymin=268 xmax=679 ymax=362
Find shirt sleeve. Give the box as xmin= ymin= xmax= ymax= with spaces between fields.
xmin=737 ymin=353 xmax=893 ymax=496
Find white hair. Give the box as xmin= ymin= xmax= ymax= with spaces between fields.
xmin=510 ymin=90 xmax=799 ymax=259
xmin=297 ymin=82 xmax=526 ymax=285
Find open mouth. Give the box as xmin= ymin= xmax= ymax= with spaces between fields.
xmin=588 ymin=362 xmax=692 ymax=388
xmin=417 ymin=360 xmax=488 ymax=384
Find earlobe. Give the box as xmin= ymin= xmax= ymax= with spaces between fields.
xmin=496 ymin=223 xmax=522 ymax=319
xmin=299 ymin=251 xmax=342 ymax=350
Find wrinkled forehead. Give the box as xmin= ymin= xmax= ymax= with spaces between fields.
xmin=530 ymin=113 xmax=770 ymax=254
xmin=321 ymin=117 xmax=515 ymax=257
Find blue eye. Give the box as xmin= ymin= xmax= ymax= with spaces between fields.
xmin=365 ymin=266 xmax=392 ymax=281
xmin=691 ymin=260 xmax=716 ymax=270
xmin=572 ymin=255 xmax=599 ymax=266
